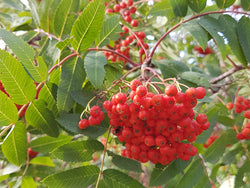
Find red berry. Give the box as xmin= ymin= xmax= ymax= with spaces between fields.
xmin=129 ymin=6 xmax=136 ymax=14
xmin=120 ymin=2 xmax=127 ymax=9
xmin=226 ymin=102 xmax=234 ymax=110
xmin=113 ymin=4 xmax=120 ymax=12
xmin=155 ymin=135 xmax=166 ymax=147
xmin=130 ymin=79 xmax=142 ymax=91
xmin=131 ymin=19 xmax=139 ymax=27
xmin=78 ymin=119 xmax=89 ymax=129
xmin=144 ymin=136 xmax=155 ymax=147
xmin=138 ymin=31 xmax=146 ymax=39
xmin=165 ymin=84 xmax=178 ymax=97
xmin=103 ymin=100 xmax=112 ymax=111
xmin=90 ymin=106 xmax=101 ymax=117
xmin=127 ymin=0 xmax=133 ymax=6
xmin=244 ymin=110 xmax=250 ymax=119
xmin=106 ymin=8 xmax=113 ymax=13
xmin=196 ymin=113 xmax=208 ymax=124
xmin=114 ymin=93 xmax=127 ymax=104
xmin=136 ymin=85 xmax=147 ymax=97
xmin=195 ymin=87 xmax=206 ymax=99
xmin=122 ymin=26 xmax=129 ymax=33
xmin=28 ymin=148 xmax=39 ymax=158
xmin=185 ymin=87 xmax=197 ymax=99
xmin=124 ymin=15 xmax=132 ymax=23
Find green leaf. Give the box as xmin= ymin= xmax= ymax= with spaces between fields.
xmin=0 ymin=92 xmax=18 ymax=127
xmin=1 ymin=0 xmax=25 ymax=11
xmin=25 ymin=99 xmax=59 ymax=137
xmin=153 ymin=60 xmax=189 ymax=79
xmin=218 ymin=15 xmax=247 ymax=66
xmin=180 ymin=71 xmax=210 ymax=87
xmin=96 ymin=14 xmax=122 ymax=47
xmin=42 ymin=165 xmax=99 ymax=188
xmin=71 ymin=0 xmax=105 ymax=52
xmin=193 ymin=176 xmax=211 ymax=188
xmin=39 ymin=0 xmax=61 ymax=32
xmin=110 ymin=153 xmax=143 ymax=172
xmin=170 ymin=0 xmax=188 ymax=17
xmin=104 ymin=64 xmax=123 ymax=86
xmin=222 ymin=143 xmax=242 ymax=164
xmin=2 ymin=122 xmax=27 ymax=166
xmin=21 ymin=176 xmax=37 ymax=188
xmin=71 ymin=82 xmax=96 ymax=107
xmin=241 ymin=0 xmax=250 ymax=11
xmin=50 ymin=140 xmax=103 ymax=162
xmin=235 ymin=160 xmax=250 ymax=187
xmin=29 ymin=134 xmax=71 ymax=153
xmin=237 ymin=16 xmax=250 ymax=65
xmin=215 ymin=0 xmax=236 ymax=8
xmin=188 ymin=0 xmax=206 ymax=12
xmin=39 ymin=82 xmax=58 ymax=116
xmin=30 ymin=157 xmax=55 ymax=167
xmin=56 ymin=113 xmax=109 ymax=138
xmin=102 ymin=169 xmax=144 ymax=188
xmin=0 ymin=29 xmax=45 ymax=83
xmin=35 ymin=56 xmax=49 ymax=81
xmin=176 ymin=159 xmax=205 ymax=188
xmin=183 ymin=21 xmax=209 ymax=50
xmin=148 ymin=0 xmax=175 ymax=17
xmin=198 ymin=16 xmax=227 ymax=59
xmin=29 ymin=0 xmax=40 ymax=27
xmin=149 ymin=159 xmax=191 ymax=186
xmin=57 ymin=56 xmax=85 ymax=112
xmin=56 ymin=39 xmax=72 ymax=50
xmin=0 ymin=50 xmax=36 ymax=105
xmin=54 ymin=0 xmax=79 ymax=39
xmin=218 ymin=115 xmax=235 ymax=127
xmin=84 ymin=51 xmax=107 ymax=88
xmin=204 ymin=130 xmax=238 ymax=163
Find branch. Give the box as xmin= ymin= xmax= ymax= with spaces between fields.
xmin=48 ymin=52 xmax=79 ymax=74
xmin=95 ymin=125 xmax=112 ymax=188
xmin=88 ymin=48 xmax=138 ymax=67
xmin=149 ymin=10 xmax=250 ymax=59
xmin=210 ymin=65 xmax=246 ymax=84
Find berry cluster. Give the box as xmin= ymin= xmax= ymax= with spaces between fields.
xmin=226 ymin=96 xmax=250 ymax=114
xmin=78 ymin=106 xmax=105 ymax=129
xmin=102 ymin=80 xmax=209 ymax=165
xmin=103 ymin=0 xmax=149 ymax=63
xmin=237 ymin=123 xmax=250 ymax=140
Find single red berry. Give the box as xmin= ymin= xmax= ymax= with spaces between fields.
xmin=28 ymin=148 xmax=39 ymax=158
xmin=113 ymin=4 xmax=121 ymax=12
xmin=236 ymin=96 xmax=244 ymax=103
xmin=122 ymin=26 xmax=129 ymax=33
xmin=138 ymin=31 xmax=146 ymax=39
xmin=114 ymin=92 xmax=127 ymax=104
xmin=129 ymin=6 xmax=136 ymax=14
xmin=130 ymin=79 xmax=141 ymax=91
xmin=165 ymin=84 xmax=178 ymax=97
xmin=144 ymin=136 xmax=155 ymax=147
xmin=127 ymin=0 xmax=133 ymax=6
xmin=90 ymin=106 xmax=101 ymax=117
xmin=123 ymin=10 xmax=130 ymax=16
xmin=244 ymin=110 xmax=250 ymax=119
xmin=78 ymin=119 xmax=89 ymax=129
xmin=131 ymin=19 xmax=139 ymax=27
xmin=126 ymin=36 xmax=134 ymax=43
xmin=226 ymin=102 xmax=234 ymax=110
xmin=155 ymin=135 xmax=166 ymax=147
xmin=136 ymin=85 xmax=147 ymax=97
xmin=124 ymin=15 xmax=132 ymax=23
xmin=121 ymin=39 xmax=129 ymax=46
xmin=106 ymin=8 xmax=113 ymax=13
xmin=120 ymin=2 xmax=127 ymax=9
xmin=103 ymin=100 xmax=112 ymax=111
xmin=185 ymin=87 xmax=197 ymax=99
xmin=196 ymin=113 xmax=208 ymax=124
xmin=195 ymin=87 xmax=206 ymax=99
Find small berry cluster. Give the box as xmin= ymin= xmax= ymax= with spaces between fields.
xmin=78 ymin=106 xmax=105 ymax=129
xmin=106 ymin=0 xmax=138 ymax=28
xmin=102 ymin=79 xmax=209 ymax=165
xmin=28 ymin=148 xmax=39 ymax=159
xmin=226 ymin=96 xmax=250 ymax=114
xmin=237 ymin=123 xmax=250 ymax=140
xmin=203 ymin=135 xmax=219 ymax=148
xmin=103 ymin=0 xmax=149 ymax=63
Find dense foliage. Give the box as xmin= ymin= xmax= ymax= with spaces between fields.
xmin=0 ymin=0 xmax=250 ymax=187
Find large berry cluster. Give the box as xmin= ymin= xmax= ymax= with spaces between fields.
xmin=101 ymin=79 xmax=209 ymax=165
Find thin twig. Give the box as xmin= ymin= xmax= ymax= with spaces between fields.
xmin=149 ymin=10 xmax=250 ymax=59
xmin=88 ymin=48 xmax=138 ymax=67
xmin=0 ymin=124 xmax=14 ymax=137
xmin=48 ymin=52 xmax=79 ymax=74
xmin=95 ymin=125 xmax=112 ymax=188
